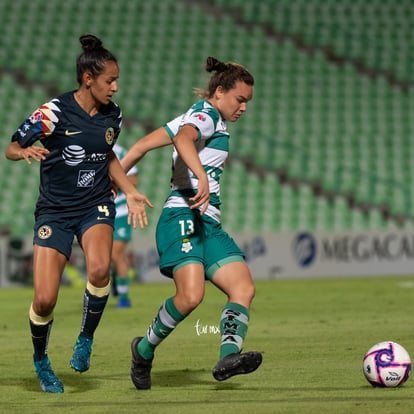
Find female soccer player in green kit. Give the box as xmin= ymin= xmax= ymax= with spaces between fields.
xmin=121 ymin=56 xmax=262 ymax=390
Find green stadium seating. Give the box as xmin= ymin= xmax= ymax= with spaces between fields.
xmin=0 ymin=0 xmax=413 ymax=236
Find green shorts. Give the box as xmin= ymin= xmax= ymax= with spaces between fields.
xmin=155 ymin=207 xmax=245 ymax=279
xmin=113 ymin=214 xmax=132 ymax=242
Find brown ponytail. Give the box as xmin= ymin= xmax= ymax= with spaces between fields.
xmin=196 ymin=56 xmax=254 ymax=99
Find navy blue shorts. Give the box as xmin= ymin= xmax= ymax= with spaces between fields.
xmin=33 ymin=203 xmax=115 ymax=259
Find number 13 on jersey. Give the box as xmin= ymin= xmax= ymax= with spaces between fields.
xmin=179 ymin=219 xmax=194 ymax=236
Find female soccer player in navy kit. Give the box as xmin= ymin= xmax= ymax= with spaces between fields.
xmin=5 ymin=34 xmax=152 ymax=393
xmin=121 ymin=57 xmax=262 ymax=390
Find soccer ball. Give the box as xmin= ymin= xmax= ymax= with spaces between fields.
xmin=363 ymin=341 xmax=411 ymax=388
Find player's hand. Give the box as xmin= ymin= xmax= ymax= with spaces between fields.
xmin=189 ymin=175 xmax=210 ymax=215
xmin=20 ymin=145 xmax=49 ymax=164
xmin=126 ymin=191 xmax=153 ymax=230
xmin=110 ymin=183 xmax=118 ymax=199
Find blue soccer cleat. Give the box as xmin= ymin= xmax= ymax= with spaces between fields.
xmin=34 ymin=356 xmax=64 ymax=393
xmin=70 ymin=336 xmax=93 ymax=373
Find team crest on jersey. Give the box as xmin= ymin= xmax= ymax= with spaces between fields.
xmin=105 ymin=127 xmax=115 ymax=145
xmin=38 ymin=225 xmax=52 ymax=239
xmin=181 ymin=238 xmax=193 ymax=253
xmin=196 ymin=113 xmax=206 ymax=122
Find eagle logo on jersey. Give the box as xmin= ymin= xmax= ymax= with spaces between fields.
xmin=38 ymin=225 xmax=52 ymax=240
xmin=105 ymin=127 xmax=115 ymax=145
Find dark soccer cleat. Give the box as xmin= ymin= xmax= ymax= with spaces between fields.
xmin=34 ymin=356 xmax=64 ymax=393
xmin=130 ymin=337 xmax=153 ymax=390
xmin=70 ymin=336 xmax=93 ymax=373
xmin=212 ymin=351 xmax=263 ymax=381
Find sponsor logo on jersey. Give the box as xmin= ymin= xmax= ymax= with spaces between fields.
xmin=62 ymin=145 xmax=107 ymax=166
xmin=77 ymin=170 xmax=96 ymax=187
xmin=65 ymin=130 xmax=82 ymax=136
xmin=86 ymin=153 xmax=107 ymax=161
xmin=28 ymin=103 xmax=59 ymax=136
xmin=196 ymin=113 xmax=206 ymax=122
xmin=62 ymin=145 xmax=85 ymax=166
xmin=30 ymin=110 xmax=43 ymax=123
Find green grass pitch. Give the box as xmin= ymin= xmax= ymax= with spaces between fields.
xmin=1 ymin=276 xmax=414 ymax=414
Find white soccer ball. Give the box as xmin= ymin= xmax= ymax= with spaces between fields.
xmin=363 ymin=341 xmax=411 ymax=387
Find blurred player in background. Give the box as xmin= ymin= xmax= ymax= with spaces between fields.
xmin=4 ymin=34 xmax=152 ymax=393
xmin=121 ymin=56 xmax=262 ymax=390
xmin=112 ymin=143 xmax=138 ymax=308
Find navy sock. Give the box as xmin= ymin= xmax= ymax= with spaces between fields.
xmin=80 ymin=288 xmax=109 ymax=339
xmin=30 ymin=319 xmax=53 ymax=361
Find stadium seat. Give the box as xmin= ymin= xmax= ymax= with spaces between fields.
xmin=1 ymin=0 xmax=413 ymax=235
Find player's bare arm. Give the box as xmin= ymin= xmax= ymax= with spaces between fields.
xmin=5 ymin=141 xmax=49 ymax=164
xmin=108 ymin=151 xmax=153 ymax=229
xmin=172 ymin=125 xmax=210 ymax=214
xmin=121 ymin=127 xmax=172 ymax=173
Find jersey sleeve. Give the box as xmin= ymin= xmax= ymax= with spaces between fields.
xmin=11 ymin=99 xmax=60 ymax=147
xmin=164 ymin=107 xmax=217 ymax=140
xmin=127 ymin=165 xmax=138 ymax=176
xmin=185 ymin=109 xmax=216 ymax=138
xmin=164 ymin=114 xmax=184 ymax=138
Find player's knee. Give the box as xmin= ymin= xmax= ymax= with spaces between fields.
xmin=87 ymin=259 xmax=111 ymax=284
xmin=32 ymin=298 xmax=56 ymax=317
xmin=229 ymin=282 xmax=255 ymax=307
xmin=245 ymin=283 xmax=256 ymax=301
xmin=178 ymin=291 xmax=204 ymax=313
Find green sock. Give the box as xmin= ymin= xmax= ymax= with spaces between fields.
xmin=115 ymin=275 xmax=129 ymax=299
xmin=138 ymin=297 xmax=185 ymax=360
xmin=219 ymin=302 xmax=250 ymax=359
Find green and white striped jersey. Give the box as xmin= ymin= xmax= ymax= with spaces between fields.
xmin=164 ymin=99 xmax=229 ymax=223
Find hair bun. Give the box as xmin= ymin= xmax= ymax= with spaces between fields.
xmin=206 ymin=56 xmax=227 ymax=73
xmin=79 ymin=34 xmax=103 ymax=52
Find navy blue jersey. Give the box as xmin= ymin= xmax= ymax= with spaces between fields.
xmin=11 ymin=91 xmax=122 ymax=217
